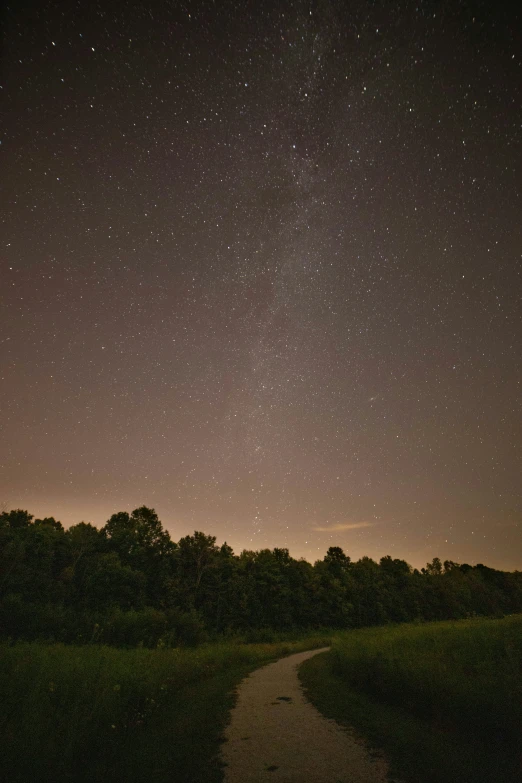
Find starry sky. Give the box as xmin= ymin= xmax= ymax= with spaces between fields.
xmin=2 ymin=0 xmax=521 ymax=569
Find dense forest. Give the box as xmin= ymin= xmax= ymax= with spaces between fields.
xmin=1 ymin=507 xmax=521 ymax=646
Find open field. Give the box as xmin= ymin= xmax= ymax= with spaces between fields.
xmin=3 ymin=616 xmax=521 ymax=783
xmin=0 ymin=634 xmax=331 ymax=783
xmin=300 ymin=615 xmax=522 ymax=783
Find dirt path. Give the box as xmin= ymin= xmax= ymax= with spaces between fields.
xmin=221 ymin=647 xmax=391 ymax=783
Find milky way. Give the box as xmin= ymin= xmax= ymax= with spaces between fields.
xmin=2 ymin=1 xmax=521 ymax=568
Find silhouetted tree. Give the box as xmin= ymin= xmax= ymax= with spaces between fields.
xmin=1 ymin=506 xmax=521 ymax=645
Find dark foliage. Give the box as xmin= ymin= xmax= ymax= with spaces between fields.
xmin=1 ymin=508 xmax=521 ymax=646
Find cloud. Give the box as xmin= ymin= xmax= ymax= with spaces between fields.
xmin=312 ymin=521 xmax=376 ymax=532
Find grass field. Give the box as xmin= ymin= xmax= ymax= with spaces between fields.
xmin=300 ymin=615 xmax=522 ymax=783
xmin=3 ymin=616 xmax=520 ymax=782
xmin=0 ymin=633 xmax=331 ymax=783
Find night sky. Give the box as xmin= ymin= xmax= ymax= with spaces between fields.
xmin=2 ymin=1 xmax=521 ymax=570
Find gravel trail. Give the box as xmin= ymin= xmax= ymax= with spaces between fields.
xmin=221 ymin=647 xmax=391 ymax=783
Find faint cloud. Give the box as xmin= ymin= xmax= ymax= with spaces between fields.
xmin=312 ymin=521 xmax=375 ymax=532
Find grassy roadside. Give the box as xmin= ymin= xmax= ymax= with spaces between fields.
xmin=299 ymin=617 xmax=522 ymax=783
xmin=0 ymin=634 xmax=331 ymax=783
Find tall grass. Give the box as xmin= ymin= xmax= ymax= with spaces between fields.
xmin=330 ymin=615 xmax=522 ymax=746
xmin=0 ymin=634 xmax=330 ymax=783
xmin=300 ymin=615 xmax=522 ymax=783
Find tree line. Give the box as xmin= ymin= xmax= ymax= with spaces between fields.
xmin=1 ymin=506 xmax=521 ymax=646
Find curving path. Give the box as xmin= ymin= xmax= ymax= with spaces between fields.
xmin=221 ymin=647 xmax=391 ymax=783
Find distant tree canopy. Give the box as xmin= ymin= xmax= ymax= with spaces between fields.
xmin=1 ymin=507 xmax=521 ymax=647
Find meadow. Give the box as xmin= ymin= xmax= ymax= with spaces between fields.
xmin=0 ymin=633 xmax=331 ymax=783
xmin=2 ymin=617 xmax=521 ymax=782
xmin=300 ymin=615 xmax=522 ymax=783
